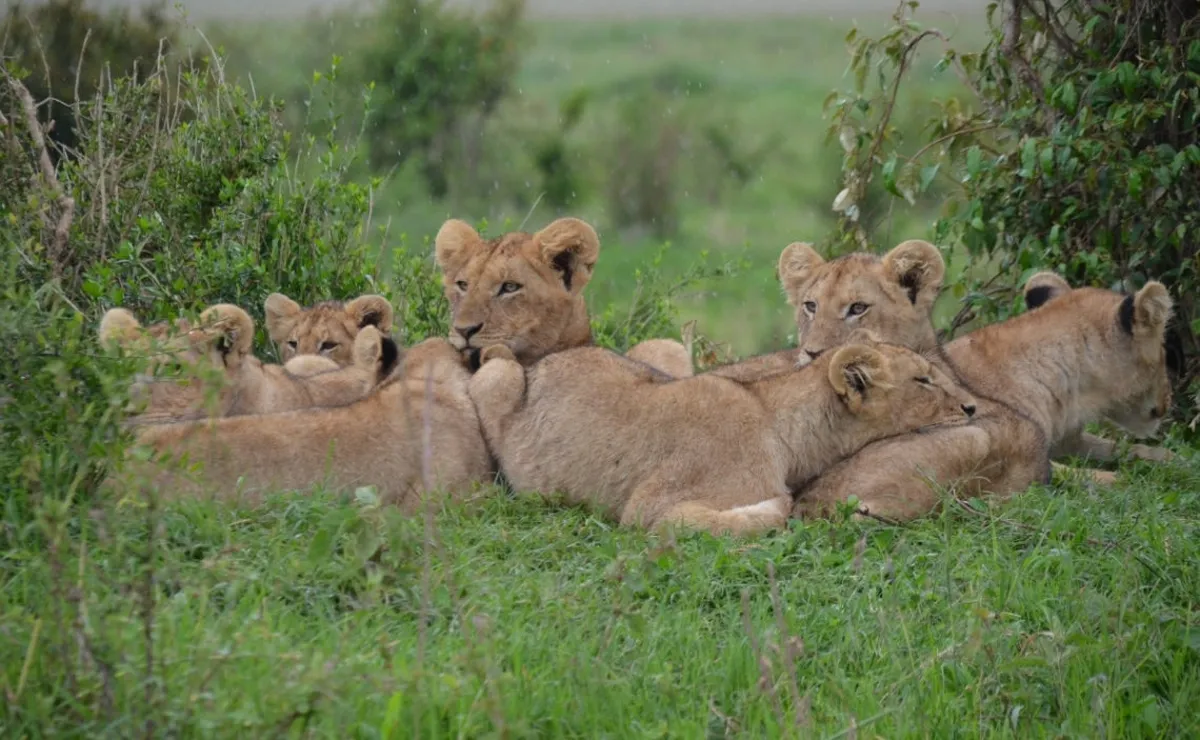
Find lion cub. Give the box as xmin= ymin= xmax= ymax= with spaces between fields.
xmin=264 ymin=292 xmax=394 ymax=367
xmin=468 ymin=333 xmax=977 ymax=536
xmin=99 ymin=304 xmax=397 ymax=424
xmin=125 ymin=337 xmax=492 ymax=511
xmin=793 ymin=277 xmax=1175 ymax=522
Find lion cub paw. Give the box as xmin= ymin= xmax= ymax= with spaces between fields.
xmin=1128 ymin=443 xmax=1175 ymax=463
xmin=479 ymin=344 xmax=517 ymax=365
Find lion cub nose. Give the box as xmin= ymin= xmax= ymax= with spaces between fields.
xmin=804 ymin=348 xmax=823 ymax=361
xmin=455 ymin=323 xmax=483 ymax=341
xmin=962 ymin=403 xmax=977 ymax=417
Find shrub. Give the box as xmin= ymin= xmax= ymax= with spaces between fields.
xmin=1 ymin=0 xmax=178 ymax=159
xmin=358 ymin=0 xmax=525 ymax=198
xmin=827 ymin=0 xmax=1199 ymax=422
xmin=0 ymin=48 xmax=390 ymax=729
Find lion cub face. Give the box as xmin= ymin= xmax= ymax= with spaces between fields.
xmin=264 ymin=293 xmax=393 ymax=367
xmin=1023 ymin=272 xmax=1174 ymax=438
xmin=828 ymin=337 xmax=977 ymax=429
xmin=434 ymin=217 xmax=599 ymax=367
xmin=99 ymin=304 xmax=257 ymax=419
xmin=779 ymin=239 xmax=946 ymax=362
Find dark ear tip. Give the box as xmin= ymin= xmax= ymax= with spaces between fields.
xmin=1024 ymin=285 xmax=1056 ymax=310
xmin=1165 ymin=328 xmax=1186 ymax=376
xmin=380 ymin=336 xmax=401 ymax=376
xmin=1118 ymin=294 xmax=1135 ymax=335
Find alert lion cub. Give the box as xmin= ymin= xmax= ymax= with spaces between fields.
xmin=794 ymin=277 xmax=1175 ymax=522
xmin=434 ymin=216 xmax=692 ymax=375
xmin=124 ymin=337 xmax=492 ymax=510
xmin=707 ymin=238 xmax=945 ymax=381
xmin=264 ymin=292 xmax=394 ymax=367
xmin=468 ymin=333 xmax=977 ymax=536
xmin=99 ymin=304 xmax=397 ymax=424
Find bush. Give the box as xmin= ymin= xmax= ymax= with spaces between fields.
xmin=1 ymin=0 xmax=178 ymax=159
xmin=4 ymin=54 xmax=388 ymax=357
xmin=827 ymin=0 xmax=1199 ymax=422
xmin=358 ymin=0 xmax=525 ymax=198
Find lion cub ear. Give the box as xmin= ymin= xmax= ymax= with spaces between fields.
xmin=827 ymin=343 xmax=891 ymax=414
xmin=351 ymin=325 xmax=401 ymax=379
xmin=1023 ymin=272 xmax=1071 ymax=310
xmin=1121 ymin=281 xmax=1173 ymax=348
xmin=345 ymin=294 xmax=394 ymax=334
xmin=535 ymin=217 xmax=600 ymax=294
xmin=777 ymin=242 xmax=824 ymax=304
xmin=264 ymin=293 xmax=302 ymax=344
xmin=99 ymin=308 xmax=145 ymax=348
xmin=881 ymin=240 xmax=945 ymax=310
xmin=197 ymin=304 xmax=255 ymax=368
xmin=435 ymin=219 xmax=483 ymax=277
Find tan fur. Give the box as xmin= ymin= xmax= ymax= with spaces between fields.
xmin=708 ymin=239 xmax=946 ymax=380
xmin=1021 ymin=271 xmax=1175 ymax=465
xmin=435 ymin=216 xmax=691 ymax=374
xmin=794 ymin=279 xmax=1175 ymax=522
xmin=99 ymin=304 xmax=392 ymax=424
xmin=468 ymin=332 xmax=977 ymax=536
xmin=116 ymin=216 xmax=688 ymax=508
xmin=264 ymin=293 xmax=394 ymax=366
xmin=121 ymin=338 xmax=493 ymax=511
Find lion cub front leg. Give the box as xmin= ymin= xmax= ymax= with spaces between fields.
xmin=1056 ymin=430 xmax=1175 ymax=464
xmin=794 ymin=424 xmax=993 ymax=523
xmin=466 ymin=346 xmax=526 ymax=444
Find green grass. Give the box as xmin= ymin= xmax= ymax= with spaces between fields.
xmin=9 ymin=8 xmax=1196 ymax=736
xmin=4 ymin=450 xmax=1199 ymax=735
xmin=204 ymin=11 xmax=990 ymax=355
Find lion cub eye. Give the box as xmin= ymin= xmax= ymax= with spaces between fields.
xmin=915 ymin=376 xmax=933 ymax=385
xmin=319 ymin=341 xmax=339 ymax=353
xmin=847 ymin=302 xmax=869 ymax=317
xmin=455 ymin=280 xmax=468 ymax=291
xmin=498 ymin=282 xmax=523 ymax=296
xmin=802 ymin=300 xmax=817 ymax=315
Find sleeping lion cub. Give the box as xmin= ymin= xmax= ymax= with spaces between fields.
xmin=793 ymin=276 xmax=1175 ymax=521
xmin=99 ymin=304 xmax=397 ymax=424
xmin=468 ymin=332 xmax=978 ymax=536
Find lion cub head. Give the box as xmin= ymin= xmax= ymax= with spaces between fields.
xmin=1022 ymin=271 xmax=1174 ymax=438
xmin=779 ymin=239 xmax=945 ymax=361
xmin=100 ymin=304 xmax=256 ymax=419
xmin=435 ymin=217 xmax=599 ymax=367
xmin=100 ymin=304 xmax=396 ymax=422
xmin=264 ymin=293 xmax=394 ymax=367
xmin=828 ymin=329 xmax=977 ymax=427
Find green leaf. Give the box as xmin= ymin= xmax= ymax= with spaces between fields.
xmin=919 ymin=163 xmax=940 ymax=192
xmin=881 ymin=156 xmax=901 ymax=197
xmin=307 ymin=526 xmax=334 ymax=566
xmin=1058 ymin=81 xmax=1077 ymax=113
xmin=1129 ymin=169 xmax=1144 ymax=199
xmin=1019 ymin=138 xmax=1037 ymax=178
xmin=966 ymin=146 xmax=983 ymax=179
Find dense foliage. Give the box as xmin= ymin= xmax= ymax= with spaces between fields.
xmin=827 ymin=0 xmax=1199 ymax=422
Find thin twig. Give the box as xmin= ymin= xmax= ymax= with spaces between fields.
xmin=10 ymin=78 xmax=75 ymax=277
xmin=517 ymin=191 xmax=545 ymax=232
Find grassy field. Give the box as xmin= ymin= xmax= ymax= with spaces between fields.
xmin=6 ymin=4 xmax=1199 ymax=736
xmin=6 ymin=457 xmax=1199 ymax=735
xmin=204 ymin=8 xmax=988 ymax=355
